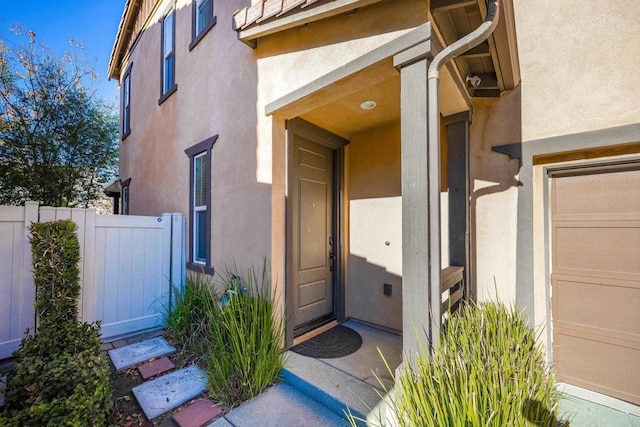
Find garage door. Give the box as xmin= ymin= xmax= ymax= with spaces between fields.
xmin=551 ymin=166 xmax=640 ymax=405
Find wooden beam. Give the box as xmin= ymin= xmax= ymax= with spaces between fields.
xmin=473 ymin=73 xmax=499 ymax=89
xmin=431 ymin=0 xmax=476 ymax=12
xmin=459 ymin=42 xmax=491 ymax=58
xmin=472 ymin=88 xmax=501 ymax=98
xmin=533 ymin=142 xmax=640 ymax=166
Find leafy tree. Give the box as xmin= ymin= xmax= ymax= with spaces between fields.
xmin=0 ymin=28 xmax=118 ymax=207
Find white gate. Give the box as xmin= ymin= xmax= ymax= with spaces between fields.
xmin=0 ymin=202 xmax=185 ymax=359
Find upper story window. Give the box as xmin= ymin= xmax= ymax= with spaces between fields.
xmin=122 ymin=64 xmax=132 ymax=139
xmin=190 ymin=0 xmax=216 ymax=50
xmin=159 ymin=10 xmax=177 ymax=103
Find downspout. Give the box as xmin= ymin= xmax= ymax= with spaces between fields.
xmin=427 ymin=0 xmax=500 ymax=348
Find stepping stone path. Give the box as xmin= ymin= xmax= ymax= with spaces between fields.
xmin=109 ymin=336 xmax=176 ymax=371
xmin=138 ymin=356 xmax=175 ymax=380
xmin=133 ymin=365 xmax=208 ymax=420
xmin=108 ymin=335 xmax=222 ymax=425
xmin=172 ymin=398 xmax=223 ymax=427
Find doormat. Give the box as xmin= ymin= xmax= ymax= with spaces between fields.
xmin=291 ymin=325 xmax=362 ymax=359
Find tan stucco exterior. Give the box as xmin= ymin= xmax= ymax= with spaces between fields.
xmin=514 ymin=0 xmax=640 ymax=142
xmin=118 ymin=0 xmax=270 ymax=272
xmin=469 ymin=89 xmax=521 ymax=303
xmin=111 ymin=0 xmax=640 ymax=379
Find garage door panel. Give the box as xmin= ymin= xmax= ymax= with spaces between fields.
xmin=554 ymin=227 xmax=640 ymax=277
xmin=552 ymin=167 xmax=640 ymax=405
xmin=553 ymin=277 xmax=640 ymax=343
xmin=554 ymin=334 xmax=640 ymax=404
xmin=553 ymin=169 xmax=640 ymax=216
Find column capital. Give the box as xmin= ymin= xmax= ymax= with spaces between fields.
xmin=393 ymin=40 xmax=433 ymax=70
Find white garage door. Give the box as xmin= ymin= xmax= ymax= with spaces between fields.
xmin=551 ymin=165 xmax=640 ymax=405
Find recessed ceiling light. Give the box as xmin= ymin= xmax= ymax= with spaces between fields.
xmin=360 ymin=100 xmax=377 ymax=110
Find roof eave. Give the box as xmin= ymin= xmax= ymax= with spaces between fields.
xmin=108 ymin=0 xmax=137 ymax=80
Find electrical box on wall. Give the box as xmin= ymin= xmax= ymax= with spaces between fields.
xmin=383 ymin=283 xmax=392 ymax=296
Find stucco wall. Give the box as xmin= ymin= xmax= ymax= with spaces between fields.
xmin=469 ymin=89 xmax=521 ymax=303
xmin=346 ymin=123 xmax=403 ymax=331
xmin=118 ymin=0 xmax=270 ymax=271
xmin=514 ymin=0 xmax=640 ymax=142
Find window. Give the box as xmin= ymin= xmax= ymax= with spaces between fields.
xmin=159 ymin=10 xmax=177 ymax=103
xmin=190 ymin=0 xmax=216 ymax=49
xmin=121 ymin=178 xmax=131 ymax=215
xmin=185 ymin=135 xmax=218 ymax=273
xmin=193 ymin=153 xmax=207 ymax=263
xmin=122 ymin=64 xmax=132 ymax=138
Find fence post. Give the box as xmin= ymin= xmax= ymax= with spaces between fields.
xmin=82 ymin=208 xmax=97 ymax=323
xmin=171 ymin=213 xmax=185 ymax=296
xmin=162 ymin=214 xmax=173 ymax=316
xmin=23 ymin=201 xmax=39 ymax=333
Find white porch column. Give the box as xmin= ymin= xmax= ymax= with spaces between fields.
xmin=394 ymin=40 xmax=442 ymax=361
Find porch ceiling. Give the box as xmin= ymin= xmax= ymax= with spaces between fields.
xmin=299 ymin=63 xmax=468 ymax=139
xmin=267 ymin=24 xmax=470 ymax=139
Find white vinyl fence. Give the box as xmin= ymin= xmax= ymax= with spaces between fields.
xmin=0 ymin=202 xmax=185 ymax=359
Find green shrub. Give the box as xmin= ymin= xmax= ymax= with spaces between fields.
xmin=165 ymin=273 xmax=219 ymax=355
xmin=0 ymin=220 xmax=113 ymax=426
xmin=30 ymin=219 xmax=81 ymax=331
xmin=362 ymin=301 xmax=563 ymax=426
xmin=202 ymin=262 xmax=284 ymax=407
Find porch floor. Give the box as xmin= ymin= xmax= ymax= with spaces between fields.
xmin=211 ymin=320 xmax=640 ymax=426
xmin=315 ymin=320 xmax=403 ymax=392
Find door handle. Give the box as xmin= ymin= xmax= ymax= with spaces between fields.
xmin=329 ymin=250 xmax=336 ymax=272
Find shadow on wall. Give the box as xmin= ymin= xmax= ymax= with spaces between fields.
xmin=347 ymin=253 xmax=403 ymax=332
xmin=469 ymin=85 xmax=523 ymax=301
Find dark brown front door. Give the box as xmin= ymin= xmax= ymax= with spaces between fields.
xmin=290 ymin=134 xmax=335 ymax=332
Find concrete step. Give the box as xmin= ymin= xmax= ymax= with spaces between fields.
xmin=132 ymin=365 xmax=208 ymax=420
xmin=108 ymin=336 xmax=176 ymax=371
xmin=208 ymin=383 xmax=351 ymax=427
xmin=281 ymin=351 xmax=383 ymax=423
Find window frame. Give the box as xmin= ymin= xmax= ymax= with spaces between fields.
xmin=189 ymin=0 xmax=217 ymax=51
xmin=159 ymin=9 xmax=177 ymax=104
xmin=121 ymin=178 xmax=131 ymax=215
xmin=185 ymin=135 xmax=218 ymax=274
xmin=121 ymin=63 xmax=132 ymax=139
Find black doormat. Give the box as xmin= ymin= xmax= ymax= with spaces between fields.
xmin=291 ymin=325 xmax=362 ymax=359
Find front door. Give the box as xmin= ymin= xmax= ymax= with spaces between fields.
xmin=290 ymin=133 xmax=335 ymax=334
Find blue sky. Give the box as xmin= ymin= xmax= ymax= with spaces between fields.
xmin=0 ymin=0 xmax=127 ymax=106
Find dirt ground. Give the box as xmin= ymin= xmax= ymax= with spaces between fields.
xmin=109 ymin=344 xmax=215 ymax=427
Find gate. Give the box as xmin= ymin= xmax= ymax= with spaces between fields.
xmin=0 ymin=202 xmax=185 ymax=359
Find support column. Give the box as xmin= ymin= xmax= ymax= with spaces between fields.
xmin=445 ymin=111 xmax=472 ymax=299
xmin=394 ymin=40 xmax=440 ymax=361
